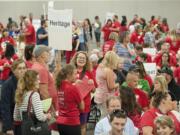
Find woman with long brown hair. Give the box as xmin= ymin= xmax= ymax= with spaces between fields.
xmin=14 ymin=70 xmax=51 ymax=135
xmin=71 ymin=51 xmax=96 ymax=135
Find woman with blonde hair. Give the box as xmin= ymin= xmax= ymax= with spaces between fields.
xmin=153 ymin=75 xmax=168 ymax=93
xmin=154 ymin=115 xmax=177 ymax=135
xmin=94 ymin=51 xmax=120 ymax=118
xmin=14 ymin=70 xmax=51 ymax=135
xmin=149 ymin=75 xmax=168 ymax=107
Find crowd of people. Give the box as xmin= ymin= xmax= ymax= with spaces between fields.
xmin=0 ymin=12 xmax=180 ymax=135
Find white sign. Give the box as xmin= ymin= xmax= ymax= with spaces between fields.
xmin=48 ymin=1 xmax=54 ymax=9
xmin=48 ymin=9 xmax=72 ymax=50
xmin=143 ymin=63 xmax=157 ymax=81
xmin=32 ymin=19 xmax=41 ymax=31
xmin=106 ymin=12 xmax=115 ymax=23
xmin=143 ymin=48 xmax=156 ymax=56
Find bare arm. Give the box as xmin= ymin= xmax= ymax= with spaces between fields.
xmin=78 ymin=100 xmax=85 ymax=111
xmin=142 ymin=126 xmax=153 ymax=135
xmin=39 ymin=84 xmax=50 ymax=99
xmin=38 ymin=34 xmax=48 ymax=39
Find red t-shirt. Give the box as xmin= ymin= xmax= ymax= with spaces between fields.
xmin=160 ymin=24 xmax=169 ymax=33
xmin=174 ymin=67 xmax=180 ymax=85
xmin=102 ymin=40 xmax=116 ymax=56
xmin=144 ymin=75 xmax=153 ymax=89
xmin=141 ymin=108 xmax=180 ymax=134
xmin=133 ymin=88 xmax=149 ymax=109
xmin=77 ymin=70 xmax=96 ymax=113
xmin=0 ymin=54 xmax=18 ymax=80
xmin=165 ymin=36 xmax=180 ymax=53
xmin=154 ymin=52 xmax=177 ymax=68
xmin=130 ymin=31 xmax=140 ymax=45
xmin=31 ymin=62 xmax=58 ymax=110
xmin=25 ymin=60 xmax=33 ymax=68
xmin=120 ymin=26 xmax=128 ymax=33
xmin=0 ymin=36 xmax=16 ymax=46
xmin=112 ymin=21 xmax=121 ymax=33
xmin=134 ymin=53 xmax=152 ymax=63
xmin=102 ymin=25 xmax=112 ymax=41
xmin=24 ymin=24 xmax=36 ymax=45
xmin=56 ymin=80 xmax=82 ymax=125
xmin=128 ymin=110 xmax=142 ymax=129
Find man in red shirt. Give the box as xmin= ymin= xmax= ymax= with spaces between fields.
xmin=110 ymin=15 xmax=121 ymax=34
xmin=31 ymin=45 xmax=58 ymax=110
xmin=126 ymin=71 xmax=149 ymax=111
xmin=134 ymin=45 xmax=152 ymax=63
xmin=22 ymin=18 xmax=36 ymax=45
xmin=130 ymin=23 xmax=142 ymax=46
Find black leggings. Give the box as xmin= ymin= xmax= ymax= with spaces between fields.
xmin=58 ymin=124 xmax=81 ymax=135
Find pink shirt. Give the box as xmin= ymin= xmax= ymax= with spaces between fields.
xmin=31 ymin=62 xmax=58 ymax=110
xmin=94 ymin=64 xmax=117 ymax=104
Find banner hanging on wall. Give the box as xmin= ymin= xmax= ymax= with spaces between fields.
xmin=48 ymin=8 xmax=72 ymax=50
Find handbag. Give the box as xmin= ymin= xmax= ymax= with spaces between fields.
xmin=21 ymin=92 xmax=51 ymax=135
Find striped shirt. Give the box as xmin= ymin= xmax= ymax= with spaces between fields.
xmin=13 ymin=91 xmax=47 ymax=122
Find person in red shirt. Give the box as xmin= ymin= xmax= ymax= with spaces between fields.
xmin=24 ymin=45 xmax=35 ymax=68
xmin=71 ymin=51 xmax=96 ymax=135
xmin=110 ymin=15 xmax=121 ymax=34
xmin=31 ymin=45 xmax=58 ymax=106
xmin=156 ymin=52 xmax=176 ymax=70
xmin=120 ymin=16 xmax=128 ymax=33
xmin=22 ymin=18 xmax=36 ymax=45
xmin=120 ymin=86 xmax=142 ymax=129
xmin=126 ymin=71 xmax=149 ymax=111
xmin=140 ymin=92 xmax=180 ymax=135
xmin=0 ymin=29 xmax=16 ymax=48
xmin=165 ymin=29 xmax=180 ymax=54
xmin=174 ymin=66 xmax=180 ymax=85
xmin=134 ymin=45 xmax=152 ymax=63
xmin=150 ymin=15 xmax=159 ymax=26
xmin=160 ymin=18 xmax=169 ymax=33
xmin=56 ymin=64 xmax=84 ymax=135
xmin=154 ymin=43 xmax=177 ymax=70
xmin=0 ymin=43 xmax=18 ymax=83
xmin=130 ymin=24 xmax=142 ymax=46
xmin=102 ymin=32 xmax=118 ymax=56
xmin=102 ymin=19 xmax=113 ymax=42
xmin=31 ymin=45 xmax=58 ymax=130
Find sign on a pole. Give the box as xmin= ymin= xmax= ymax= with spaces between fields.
xmin=143 ymin=63 xmax=157 ymax=81
xmin=48 ymin=9 xmax=72 ymax=50
xmin=143 ymin=48 xmax=157 ymax=57
xmin=32 ymin=19 xmax=41 ymax=31
xmin=106 ymin=12 xmax=115 ymax=23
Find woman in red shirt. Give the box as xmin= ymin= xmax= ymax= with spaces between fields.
xmin=120 ymin=86 xmax=142 ymax=130
xmin=156 ymin=52 xmax=176 ymax=70
xmin=102 ymin=19 xmax=113 ymax=42
xmin=0 ymin=29 xmax=16 ymax=48
xmin=0 ymin=43 xmax=18 ymax=83
xmin=56 ymin=64 xmax=84 ymax=135
xmin=71 ymin=51 xmax=96 ymax=135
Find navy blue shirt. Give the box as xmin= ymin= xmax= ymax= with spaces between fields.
xmin=1 ymin=75 xmax=18 ymax=132
xmin=36 ymin=27 xmax=48 ymax=46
